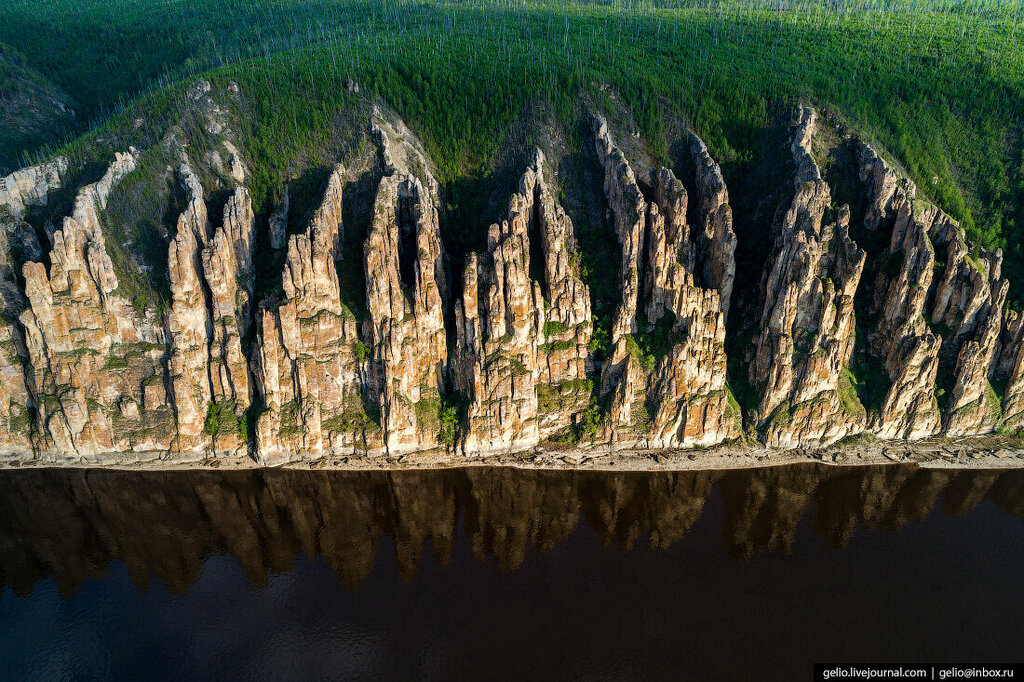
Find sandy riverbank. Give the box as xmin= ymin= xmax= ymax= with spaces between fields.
xmin=2 ymin=434 xmax=1024 ymax=472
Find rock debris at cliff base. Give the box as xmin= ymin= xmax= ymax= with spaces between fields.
xmin=2 ymin=82 xmax=1023 ymax=466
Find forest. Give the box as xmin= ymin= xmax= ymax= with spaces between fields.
xmin=2 ymin=0 xmax=1023 ymax=295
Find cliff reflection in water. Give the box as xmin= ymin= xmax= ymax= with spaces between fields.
xmin=1 ymin=464 xmax=1022 ymax=598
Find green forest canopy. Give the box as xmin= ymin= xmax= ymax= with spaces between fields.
xmin=1 ymin=0 xmax=1023 ymax=295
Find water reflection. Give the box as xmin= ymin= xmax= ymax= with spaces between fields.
xmin=0 ymin=464 xmax=1022 ymax=598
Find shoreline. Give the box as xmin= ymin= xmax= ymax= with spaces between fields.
xmin=2 ymin=436 xmax=1024 ymax=473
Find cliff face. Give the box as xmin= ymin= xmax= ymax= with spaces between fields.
xmin=855 ymin=137 xmax=1009 ymax=441
xmin=453 ymin=150 xmax=592 ymax=453
xmin=253 ymin=164 xmax=371 ymax=463
xmin=1 ymin=87 xmax=1022 ymax=465
xmin=750 ymin=108 xmax=866 ymax=447
xmin=18 ymin=150 xmax=177 ymax=459
xmin=363 ymin=130 xmax=448 ymax=454
xmin=592 ymin=116 xmax=740 ymax=449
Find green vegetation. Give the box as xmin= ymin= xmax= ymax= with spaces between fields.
xmin=627 ymin=312 xmax=676 ymax=371
xmin=838 ymin=368 xmax=868 ymax=420
xmin=0 ymin=42 xmax=76 ymax=170
xmin=724 ymin=387 xmax=743 ymax=431
xmin=438 ymin=396 xmax=461 ymax=448
xmin=203 ymin=400 xmax=241 ymax=438
xmin=550 ymin=400 xmax=604 ymax=445
xmin=587 ymin=320 xmax=611 ymax=360
xmin=99 ymin=144 xmax=177 ymax=314
xmin=509 ymin=357 xmax=529 ymax=377
xmin=848 ymin=324 xmax=893 ymax=414
xmin=277 ymin=400 xmax=302 ymax=437
xmin=320 ymin=395 xmax=381 ymax=434
xmin=413 ymin=392 xmax=462 ymax=447
xmin=353 ymin=340 xmax=370 ymax=362
xmin=986 ymin=380 xmax=1003 ymax=424
xmin=542 ymin=320 xmax=568 ymax=337
xmin=539 ymin=338 xmax=576 ymax=353
xmin=765 ymin=402 xmax=792 ymax=433
xmin=3 ymin=0 xmax=1024 ymax=297
xmin=537 ymin=378 xmax=593 ymax=413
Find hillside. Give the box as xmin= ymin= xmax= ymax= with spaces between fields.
xmin=0 ymin=71 xmax=1023 ymax=464
xmin=0 ymin=43 xmax=77 ymax=172
xmin=1 ymin=1 xmax=1023 ymax=286
xmin=1 ymin=1 xmax=1024 ymax=465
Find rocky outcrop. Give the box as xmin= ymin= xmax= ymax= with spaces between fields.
xmin=162 ymin=146 xmax=260 ymax=456
xmin=994 ymin=310 xmax=1024 ymax=427
xmin=254 ymin=165 xmax=373 ymax=463
xmin=945 ymin=276 xmax=1006 ymax=435
xmin=18 ymin=150 xmax=176 ymax=458
xmin=856 ymin=142 xmax=907 ymax=232
xmin=593 ymin=117 xmax=739 ymax=447
xmin=856 ymin=139 xmax=1010 ymax=438
xmin=166 ymin=164 xmax=214 ymax=453
xmin=688 ymin=133 xmax=737 ymax=322
xmin=868 ymin=201 xmax=943 ymax=440
xmin=2 ymin=98 xmax=1024 ymax=465
xmin=453 ymin=150 xmax=592 ymax=453
xmin=934 ymin=242 xmax=1011 ymax=435
xmin=363 ymin=144 xmax=448 ymax=454
xmin=751 ymin=108 xmax=866 ymax=447
xmin=593 ymin=116 xmax=647 ymax=376
xmin=0 ymin=161 xmax=63 ymax=455
xmin=0 ymin=318 xmax=33 ymax=455
xmin=0 ymin=157 xmax=66 ymax=217
xmin=201 ymin=186 xmax=256 ymax=449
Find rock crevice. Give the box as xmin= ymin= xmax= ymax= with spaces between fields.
xmin=1 ymin=100 xmax=1023 ymax=464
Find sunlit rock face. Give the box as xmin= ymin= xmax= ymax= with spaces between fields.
xmin=254 ymin=164 xmax=372 ymax=464
xmin=167 ymin=161 xmax=258 ymax=457
xmin=750 ymin=108 xmax=866 ymax=448
xmin=2 ymin=90 xmax=1024 ymax=465
xmin=17 ymin=150 xmax=177 ymax=460
xmin=362 ymin=116 xmax=450 ymax=455
xmin=591 ymin=116 xmax=739 ymax=449
xmin=0 ymin=157 xmax=66 ymax=216
xmin=854 ymin=139 xmax=1009 ymax=440
xmin=453 ymin=150 xmax=592 ymax=454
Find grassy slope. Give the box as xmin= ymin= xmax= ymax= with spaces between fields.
xmin=0 ymin=43 xmax=76 ymax=171
xmin=2 ymin=0 xmax=1023 ymax=293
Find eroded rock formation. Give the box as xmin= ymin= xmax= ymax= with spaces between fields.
xmin=253 ymin=164 xmax=373 ymax=463
xmin=592 ymin=116 xmax=740 ymax=449
xmin=453 ymin=150 xmax=592 ymax=453
xmin=1 ymin=93 xmax=1023 ymax=465
xmin=363 ymin=118 xmax=449 ymax=454
xmin=18 ymin=150 xmax=176 ymax=459
xmin=855 ymin=138 xmax=1010 ymax=439
xmin=0 ymin=157 xmax=66 ymax=216
xmin=750 ymin=108 xmax=866 ymax=447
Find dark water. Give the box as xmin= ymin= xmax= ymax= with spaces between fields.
xmin=0 ymin=464 xmax=1022 ymax=681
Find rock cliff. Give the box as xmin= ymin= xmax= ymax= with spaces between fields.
xmin=17 ymin=150 xmax=178 ymax=460
xmin=253 ymin=164 xmax=372 ymax=463
xmin=363 ymin=117 xmax=449 ymax=454
xmin=1 ymin=87 xmax=1023 ymax=465
xmin=452 ymin=149 xmax=592 ymax=453
xmin=750 ymin=108 xmax=866 ymax=447
xmin=855 ymin=138 xmax=1009 ymax=440
xmin=592 ymin=115 xmax=739 ymax=448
